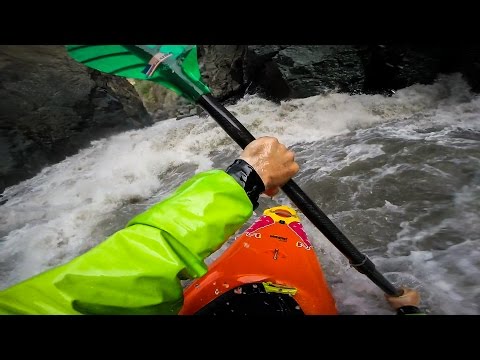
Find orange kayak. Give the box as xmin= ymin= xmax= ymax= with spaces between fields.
xmin=180 ymin=205 xmax=338 ymax=315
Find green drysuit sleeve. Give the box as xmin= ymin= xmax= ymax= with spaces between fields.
xmin=0 ymin=170 xmax=253 ymax=315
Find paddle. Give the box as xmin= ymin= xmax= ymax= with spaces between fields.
xmin=66 ymin=45 xmax=402 ymax=297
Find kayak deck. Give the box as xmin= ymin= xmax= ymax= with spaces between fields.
xmin=180 ymin=205 xmax=337 ymax=315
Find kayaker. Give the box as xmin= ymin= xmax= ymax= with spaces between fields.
xmin=0 ymin=136 xmax=298 ymax=314
xmin=0 ymin=136 xmax=423 ymax=315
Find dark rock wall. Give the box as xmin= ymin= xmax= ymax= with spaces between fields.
xmin=0 ymin=45 xmax=152 ymax=193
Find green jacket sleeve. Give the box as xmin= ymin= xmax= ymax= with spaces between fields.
xmin=0 ymin=170 xmax=253 ymax=315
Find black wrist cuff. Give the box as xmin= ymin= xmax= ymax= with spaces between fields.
xmin=396 ymin=306 xmax=424 ymax=315
xmin=226 ymin=159 xmax=266 ymax=209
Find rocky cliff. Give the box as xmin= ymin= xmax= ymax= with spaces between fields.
xmin=0 ymin=45 xmax=152 ymax=193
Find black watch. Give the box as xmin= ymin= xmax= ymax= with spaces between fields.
xmin=225 ymin=159 xmax=266 ymax=209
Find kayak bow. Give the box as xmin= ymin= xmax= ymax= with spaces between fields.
xmin=180 ymin=205 xmax=338 ymax=315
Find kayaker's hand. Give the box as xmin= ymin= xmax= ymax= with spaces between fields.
xmin=239 ymin=136 xmax=299 ymax=196
xmin=385 ymin=288 xmax=421 ymax=310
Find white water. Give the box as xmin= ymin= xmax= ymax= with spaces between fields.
xmin=1 ymin=73 xmax=479 ymax=314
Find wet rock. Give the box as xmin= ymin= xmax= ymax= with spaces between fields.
xmin=0 ymin=45 xmax=152 ymax=193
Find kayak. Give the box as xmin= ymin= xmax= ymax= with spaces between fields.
xmin=180 ymin=205 xmax=338 ymax=315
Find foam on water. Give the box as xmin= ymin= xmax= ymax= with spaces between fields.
xmin=1 ymin=73 xmax=479 ymax=314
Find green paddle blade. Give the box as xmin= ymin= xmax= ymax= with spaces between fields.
xmin=66 ymin=45 xmax=211 ymax=102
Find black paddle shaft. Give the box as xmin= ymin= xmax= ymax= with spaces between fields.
xmin=198 ymin=94 xmax=402 ymax=296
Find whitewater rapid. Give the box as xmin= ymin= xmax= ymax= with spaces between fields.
xmin=1 ymin=73 xmax=479 ymax=314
